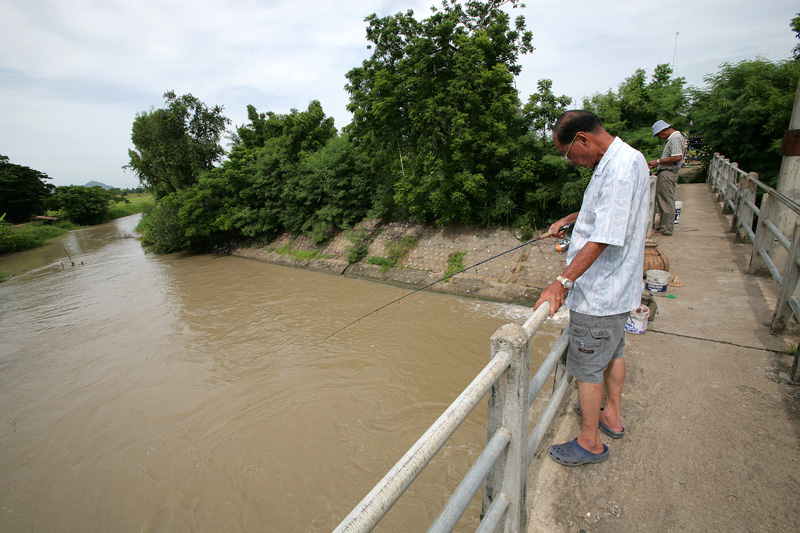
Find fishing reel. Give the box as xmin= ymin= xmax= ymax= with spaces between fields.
xmin=554 ymin=222 xmax=573 ymax=253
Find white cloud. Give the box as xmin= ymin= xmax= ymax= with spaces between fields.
xmin=1 ymin=0 xmax=797 ymax=188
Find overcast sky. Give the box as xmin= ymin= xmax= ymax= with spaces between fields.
xmin=1 ymin=0 xmax=798 ymax=189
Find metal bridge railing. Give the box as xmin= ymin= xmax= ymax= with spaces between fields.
xmin=707 ymin=152 xmax=800 ymax=380
xmin=333 ymin=301 xmax=572 ymax=532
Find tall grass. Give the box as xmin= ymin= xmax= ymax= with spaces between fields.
xmin=0 ymin=221 xmax=77 ymax=255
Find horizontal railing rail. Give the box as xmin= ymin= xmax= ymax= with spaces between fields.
xmin=333 ymin=301 xmax=571 ymax=532
xmin=706 ymin=152 xmax=800 ymax=380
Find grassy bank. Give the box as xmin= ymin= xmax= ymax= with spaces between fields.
xmin=0 ymin=220 xmax=78 ymax=256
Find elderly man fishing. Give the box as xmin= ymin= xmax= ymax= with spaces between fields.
xmin=534 ymin=110 xmax=650 ymax=466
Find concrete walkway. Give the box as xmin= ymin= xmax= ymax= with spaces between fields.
xmin=526 ymin=182 xmax=800 ymax=532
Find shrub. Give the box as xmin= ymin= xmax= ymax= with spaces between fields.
xmin=136 ymin=194 xmax=187 ymax=253
xmin=344 ymin=227 xmax=373 ymax=264
xmin=444 ymin=251 xmax=467 ymax=281
xmin=367 ymin=255 xmax=396 ymax=274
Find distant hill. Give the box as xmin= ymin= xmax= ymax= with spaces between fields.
xmin=85 ymin=181 xmax=114 ymax=190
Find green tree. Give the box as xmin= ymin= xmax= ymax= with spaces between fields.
xmin=286 ymin=134 xmax=374 ymax=242
xmin=0 ymin=155 xmax=55 ymax=223
xmin=48 ymin=186 xmax=123 ymax=225
xmin=791 ymin=12 xmax=800 ymax=60
xmin=690 ymin=58 xmax=800 ymax=184
xmin=126 ymin=91 xmax=230 ymax=199
xmin=142 ymin=101 xmax=369 ymax=252
xmin=523 ymin=79 xmax=572 ymax=145
xmin=583 ymin=64 xmax=688 ymax=159
xmin=228 ymin=101 xmax=340 ymax=239
xmin=345 ymin=0 xmax=533 ymax=225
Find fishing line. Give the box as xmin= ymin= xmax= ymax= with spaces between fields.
xmin=324 ymin=224 xmax=573 ymax=341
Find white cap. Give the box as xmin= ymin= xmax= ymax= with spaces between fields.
xmin=652 ymin=120 xmax=670 ymax=136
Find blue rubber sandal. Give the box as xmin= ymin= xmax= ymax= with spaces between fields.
xmin=548 ymin=438 xmax=609 ymax=466
xmin=575 ymin=405 xmax=625 ymax=439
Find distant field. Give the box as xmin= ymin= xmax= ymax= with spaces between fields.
xmin=108 ymin=193 xmax=153 ymax=218
xmin=124 ymin=193 xmax=153 ymax=204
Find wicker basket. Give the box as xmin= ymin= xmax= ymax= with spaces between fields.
xmin=643 ymin=242 xmax=669 ymax=275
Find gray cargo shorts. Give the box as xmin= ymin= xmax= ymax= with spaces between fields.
xmin=566 ymin=309 xmax=629 ymax=384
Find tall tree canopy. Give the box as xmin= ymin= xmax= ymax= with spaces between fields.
xmin=523 ymin=79 xmax=572 ymax=146
xmin=0 ymin=155 xmax=55 ymax=223
xmin=690 ymin=58 xmax=800 ymax=184
xmin=126 ymin=91 xmax=230 ymax=199
xmin=345 ymin=0 xmax=533 ymax=225
xmin=583 ymin=64 xmax=688 ymax=159
xmin=138 ymin=100 xmax=374 ymax=252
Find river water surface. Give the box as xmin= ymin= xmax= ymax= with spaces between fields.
xmin=0 ymin=215 xmax=566 ymax=532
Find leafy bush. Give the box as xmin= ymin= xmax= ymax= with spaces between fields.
xmin=367 ymin=255 xmax=396 ymax=273
xmin=444 ymin=251 xmax=466 ymax=281
xmin=344 ymin=227 xmax=373 ymax=263
xmin=48 ymin=186 xmax=124 ymax=225
xmin=136 ymin=194 xmax=187 ymax=253
xmin=367 ymin=233 xmax=420 ymax=273
xmin=384 ymin=234 xmax=419 ymax=264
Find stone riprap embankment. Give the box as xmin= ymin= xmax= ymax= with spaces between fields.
xmin=231 ymin=221 xmax=566 ymax=305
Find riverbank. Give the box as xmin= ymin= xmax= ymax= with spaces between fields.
xmin=232 ymin=168 xmax=708 ymax=304
xmin=232 ymin=220 xmax=567 ymax=306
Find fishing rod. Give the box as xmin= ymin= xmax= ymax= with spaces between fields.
xmin=324 ymin=223 xmax=574 ymax=341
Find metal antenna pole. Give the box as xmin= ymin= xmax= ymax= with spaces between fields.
xmin=672 ymin=31 xmax=679 ymax=70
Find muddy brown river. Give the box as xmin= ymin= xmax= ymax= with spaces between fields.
xmin=0 ymin=215 xmax=566 ymax=532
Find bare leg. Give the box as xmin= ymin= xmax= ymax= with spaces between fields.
xmin=576 ymin=380 xmax=604 ymax=454
xmin=601 ymin=357 xmax=626 ymax=432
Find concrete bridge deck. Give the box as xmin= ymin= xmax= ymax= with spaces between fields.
xmin=527 ymin=182 xmax=800 ymax=532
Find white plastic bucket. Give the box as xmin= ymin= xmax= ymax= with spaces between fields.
xmin=645 ymin=269 xmax=670 ymax=293
xmin=674 ymin=201 xmax=683 ymax=226
xmin=625 ymin=305 xmax=650 ymax=334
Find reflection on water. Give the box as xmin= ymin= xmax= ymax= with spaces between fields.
xmin=0 ymin=214 xmax=566 ymax=532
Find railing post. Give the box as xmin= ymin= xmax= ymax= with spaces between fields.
xmin=716 ymin=157 xmax=728 ymax=203
xmin=733 ymin=172 xmax=758 ymax=241
xmin=483 ymin=323 xmax=530 ymax=532
xmin=750 ymin=194 xmax=775 ymax=276
xmin=772 ymin=222 xmax=800 ymax=333
xmin=707 ymin=153 xmax=720 ymax=191
xmin=722 ymin=162 xmax=739 ymax=214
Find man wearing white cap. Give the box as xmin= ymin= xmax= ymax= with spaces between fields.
xmin=648 ymin=120 xmax=685 ymax=236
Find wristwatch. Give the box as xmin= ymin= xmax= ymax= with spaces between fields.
xmin=556 ymin=275 xmax=574 ymax=290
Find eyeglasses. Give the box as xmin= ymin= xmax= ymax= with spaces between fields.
xmin=562 ymin=133 xmax=580 ymax=162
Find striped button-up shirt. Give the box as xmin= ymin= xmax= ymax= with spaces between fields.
xmin=565 ymin=137 xmax=650 ymax=316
